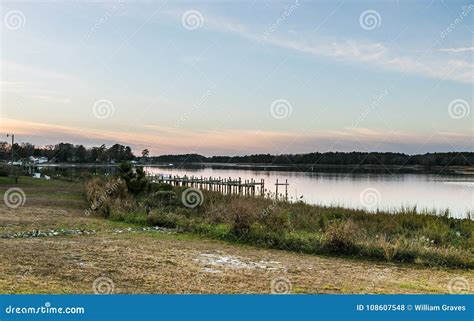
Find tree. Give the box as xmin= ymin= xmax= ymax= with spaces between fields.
xmin=124 ymin=146 xmax=134 ymax=161
xmin=90 ymin=145 xmax=107 ymax=163
xmin=117 ymin=162 xmax=148 ymax=195
xmin=76 ymin=145 xmax=88 ymax=163
xmin=53 ymin=143 xmax=75 ymax=162
xmin=0 ymin=142 xmax=8 ymax=160
xmin=142 ymin=149 xmax=150 ymax=163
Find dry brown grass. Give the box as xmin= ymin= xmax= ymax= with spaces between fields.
xmin=2 ymin=232 xmax=473 ymax=294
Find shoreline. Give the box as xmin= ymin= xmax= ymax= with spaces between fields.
xmin=37 ymin=162 xmax=474 ymax=175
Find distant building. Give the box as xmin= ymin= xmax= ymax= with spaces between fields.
xmin=29 ymin=156 xmax=49 ymax=164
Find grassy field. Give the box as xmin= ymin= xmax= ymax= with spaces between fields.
xmin=0 ymin=176 xmax=472 ymax=294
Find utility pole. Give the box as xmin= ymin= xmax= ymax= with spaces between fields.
xmin=6 ymin=134 xmax=16 ymax=183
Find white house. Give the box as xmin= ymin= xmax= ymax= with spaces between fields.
xmin=29 ymin=156 xmax=49 ymax=164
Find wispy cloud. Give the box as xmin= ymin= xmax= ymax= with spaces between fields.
xmin=439 ymin=47 xmax=474 ymax=53
xmin=1 ymin=60 xmax=80 ymax=83
xmin=30 ymin=95 xmax=71 ymax=104
xmin=165 ymin=10 xmax=473 ymax=84
xmin=0 ymin=60 xmax=82 ymax=103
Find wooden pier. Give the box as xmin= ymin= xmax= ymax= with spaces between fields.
xmin=146 ymin=174 xmax=289 ymax=200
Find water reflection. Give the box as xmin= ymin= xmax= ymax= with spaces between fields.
xmin=144 ymin=166 xmax=473 ymax=219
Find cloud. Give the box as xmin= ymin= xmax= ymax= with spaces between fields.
xmin=439 ymin=47 xmax=474 ymax=53
xmin=0 ymin=60 xmax=82 ymax=104
xmin=165 ymin=10 xmax=473 ymax=84
xmin=30 ymin=95 xmax=71 ymax=104
xmin=261 ymin=37 xmax=473 ymax=84
xmin=1 ymin=60 xmax=80 ymax=83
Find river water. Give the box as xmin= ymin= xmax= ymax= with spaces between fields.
xmin=144 ymin=165 xmax=473 ymax=219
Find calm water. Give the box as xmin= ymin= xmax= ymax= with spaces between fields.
xmin=144 ymin=166 xmax=474 ymax=219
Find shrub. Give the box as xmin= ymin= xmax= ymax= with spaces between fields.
xmin=148 ymin=209 xmax=183 ymax=228
xmin=0 ymin=164 xmax=23 ymax=178
xmin=117 ymin=162 xmax=148 ymax=195
xmin=318 ymin=214 xmax=329 ymax=230
xmin=261 ymin=208 xmax=292 ymax=232
xmin=0 ymin=164 xmax=11 ymax=177
xmin=83 ymin=176 xmax=134 ymax=218
xmin=144 ymin=191 xmax=177 ymax=208
xmin=110 ymin=211 xmax=148 ymax=225
xmin=148 ymin=182 xmax=173 ymax=193
xmin=230 ymin=202 xmax=256 ymax=239
xmin=376 ymin=236 xmax=402 ymax=261
xmin=323 ymin=220 xmax=361 ymax=255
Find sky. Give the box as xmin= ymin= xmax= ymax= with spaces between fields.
xmin=0 ymin=0 xmax=473 ymax=156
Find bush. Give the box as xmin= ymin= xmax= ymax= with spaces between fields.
xmin=0 ymin=164 xmax=23 ymax=178
xmin=117 ymin=162 xmax=148 ymax=195
xmin=148 ymin=209 xmax=183 ymax=228
xmin=230 ymin=201 xmax=256 ymax=239
xmin=261 ymin=208 xmax=292 ymax=232
xmin=133 ymin=182 xmax=176 ymax=209
xmin=148 ymin=182 xmax=173 ymax=193
xmin=0 ymin=164 xmax=11 ymax=177
xmin=83 ymin=176 xmax=134 ymax=218
xmin=110 ymin=211 xmax=148 ymax=225
xmin=323 ymin=220 xmax=361 ymax=255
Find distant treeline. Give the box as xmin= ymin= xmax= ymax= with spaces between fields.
xmin=1 ymin=141 xmax=472 ymax=166
xmin=0 ymin=142 xmax=134 ymax=163
xmin=150 ymin=152 xmax=474 ymax=167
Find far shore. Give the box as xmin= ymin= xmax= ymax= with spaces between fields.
xmin=36 ymin=162 xmax=474 ymax=175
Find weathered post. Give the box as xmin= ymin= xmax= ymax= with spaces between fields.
xmin=275 ymin=179 xmax=279 ymax=200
